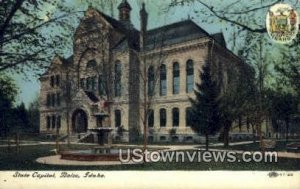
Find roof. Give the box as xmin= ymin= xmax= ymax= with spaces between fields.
xmin=211 ymin=33 xmax=226 ymax=47
xmin=59 ymin=55 xmax=73 ymax=66
xmin=118 ymin=0 xmax=132 ymax=10
xmin=145 ymin=20 xmax=211 ymax=50
xmin=84 ymin=91 xmax=99 ymax=103
xmin=96 ymin=11 xmax=140 ymax=50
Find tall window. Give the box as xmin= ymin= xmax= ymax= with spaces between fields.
xmin=56 ymin=93 xmax=61 ymax=106
xmin=115 ymin=110 xmax=121 ymax=127
xmin=148 ymin=109 xmax=154 ymax=127
xmin=57 ymin=116 xmax=61 ymax=130
xmin=173 ymin=62 xmax=180 ymax=94
xmin=86 ymin=77 xmax=91 ymax=90
xmin=56 ymin=75 xmax=60 ymax=86
xmin=46 ymin=94 xmax=51 ymax=107
xmin=50 ymin=76 xmax=55 ymax=87
xmin=92 ymin=76 xmax=96 ymax=91
xmin=160 ymin=64 xmax=167 ymax=96
xmin=51 ymin=94 xmax=55 ymax=107
xmin=98 ymin=75 xmax=105 ymax=96
xmin=51 ymin=115 xmax=56 ymax=129
xmin=115 ymin=61 xmax=122 ymax=97
xmin=186 ymin=60 xmax=194 ymax=93
xmin=46 ymin=116 xmax=51 ymax=130
xmin=186 ymin=107 xmax=193 ymax=127
xmin=159 ymin=108 xmax=167 ymax=127
xmin=148 ymin=66 xmax=155 ymax=96
xmin=80 ymin=78 xmax=85 ymax=89
xmin=172 ymin=108 xmax=179 ymax=127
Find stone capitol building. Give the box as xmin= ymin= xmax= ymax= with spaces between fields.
xmin=39 ymin=0 xmax=249 ymax=143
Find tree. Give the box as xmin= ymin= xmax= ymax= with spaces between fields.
xmin=190 ymin=62 xmax=222 ymax=151
xmin=27 ymin=94 xmax=40 ymax=133
xmin=0 ymin=0 xmax=79 ymax=75
xmin=267 ymin=91 xmax=298 ymax=142
xmin=219 ymin=63 xmax=257 ymax=147
xmin=0 ymin=75 xmax=18 ymax=138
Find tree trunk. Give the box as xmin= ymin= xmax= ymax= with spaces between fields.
xmin=285 ymin=118 xmax=289 ymax=143
xmin=205 ymin=133 xmax=209 ymax=151
xmin=66 ymin=111 xmax=70 ymax=147
xmin=223 ymin=120 xmax=232 ymax=147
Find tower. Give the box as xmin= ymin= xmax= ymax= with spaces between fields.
xmin=118 ymin=0 xmax=132 ymax=23
xmin=140 ymin=2 xmax=148 ymax=50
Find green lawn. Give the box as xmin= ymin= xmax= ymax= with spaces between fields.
xmin=0 ymin=144 xmax=299 ymax=171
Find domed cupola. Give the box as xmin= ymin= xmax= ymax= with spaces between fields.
xmin=118 ymin=0 xmax=132 ymax=22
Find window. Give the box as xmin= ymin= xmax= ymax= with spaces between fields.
xmin=98 ymin=75 xmax=105 ymax=96
xmin=148 ymin=66 xmax=155 ymax=96
xmin=86 ymin=77 xmax=91 ymax=91
xmin=80 ymin=78 xmax=85 ymax=89
xmin=115 ymin=110 xmax=121 ymax=127
xmin=51 ymin=115 xmax=56 ymax=129
xmin=160 ymin=136 xmax=166 ymax=141
xmin=186 ymin=60 xmax=194 ymax=93
xmin=46 ymin=116 xmax=51 ymax=130
xmin=92 ymin=76 xmax=96 ymax=91
xmin=172 ymin=108 xmax=179 ymax=127
xmin=56 ymin=93 xmax=61 ymax=106
xmin=56 ymin=75 xmax=60 ymax=86
xmin=173 ymin=62 xmax=180 ymax=94
xmin=115 ymin=61 xmax=122 ymax=97
xmin=50 ymin=76 xmax=55 ymax=87
xmin=186 ymin=107 xmax=193 ymax=127
xmin=148 ymin=109 xmax=154 ymax=127
xmin=87 ymin=60 xmax=97 ymax=68
xmin=57 ymin=116 xmax=61 ymax=130
xmin=46 ymin=94 xmax=51 ymax=107
xmin=159 ymin=109 xmax=166 ymax=127
xmin=160 ymin=64 xmax=167 ymax=96
xmin=51 ymin=94 xmax=55 ymax=107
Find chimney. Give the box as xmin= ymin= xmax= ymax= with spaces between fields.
xmin=140 ymin=2 xmax=148 ymax=50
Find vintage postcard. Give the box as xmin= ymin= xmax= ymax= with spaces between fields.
xmin=0 ymin=0 xmax=299 ymax=188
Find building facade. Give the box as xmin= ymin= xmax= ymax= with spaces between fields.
xmin=39 ymin=0 xmax=250 ymax=143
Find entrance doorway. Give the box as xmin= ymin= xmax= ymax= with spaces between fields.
xmin=72 ymin=109 xmax=88 ymax=133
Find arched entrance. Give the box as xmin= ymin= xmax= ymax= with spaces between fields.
xmin=72 ymin=109 xmax=88 ymax=133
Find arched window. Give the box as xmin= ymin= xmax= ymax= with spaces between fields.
xmin=92 ymin=76 xmax=96 ymax=91
xmin=115 ymin=110 xmax=121 ymax=127
xmin=172 ymin=108 xmax=179 ymax=127
xmin=159 ymin=108 xmax=167 ymax=127
xmin=148 ymin=66 xmax=155 ymax=96
xmin=160 ymin=64 xmax=167 ymax=96
xmin=148 ymin=109 xmax=154 ymax=127
xmin=86 ymin=77 xmax=91 ymax=90
xmin=186 ymin=60 xmax=194 ymax=93
xmin=173 ymin=62 xmax=180 ymax=94
xmin=87 ymin=60 xmax=97 ymax=68
xmin=98 ymin=75 xmax=105 ymax=96
xmin=186 ymin=107 xmax=193 ymax=127
xmin=115 ymin=61 xmax=122 ymax=97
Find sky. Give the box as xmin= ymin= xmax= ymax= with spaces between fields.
xmin=13 ymin=0 xmax=299 ymax=107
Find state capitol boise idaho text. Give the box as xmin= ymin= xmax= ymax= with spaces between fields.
xmin=13 ymin=171 xmax=105 ymax=179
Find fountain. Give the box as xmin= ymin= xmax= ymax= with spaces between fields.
xmin=60 ymin=111 xmax=128 ymax=161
